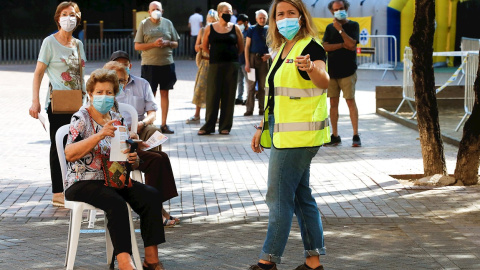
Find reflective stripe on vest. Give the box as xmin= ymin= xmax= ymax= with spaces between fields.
xmin=274 ymin=87 xmax=327 ymax=98
xmin=273 ymin=119 xmax=330 ymax=133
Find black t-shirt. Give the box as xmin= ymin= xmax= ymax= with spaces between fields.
xmin=267 ymin=39 xmax=327 ymax=113
xmin=323 ymin=20 xmax=359 ymax=78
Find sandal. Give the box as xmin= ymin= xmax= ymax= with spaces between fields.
xmin=219 ymin=130 xmax=230 ymax=135
xmin=163 ymin=218 xmax=176 ymax=228
xmin=169 ymin=215 xmax=181 ymax=224
xmin=143 ymin=261 xmax=165 ymax=270
xmin=197 ymin=130 xmax=211 ymax=135
xmin=186 ymin=115 xmax=200 ymax=124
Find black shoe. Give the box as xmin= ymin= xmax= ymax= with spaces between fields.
xmin=352 ymin=134 xmax=361 ymax=147
xmin=249 ymin=264 xmax=278 ymax=270
xmin=294 ymin=263 xmax=324 ymax=270
xmin=244 ymin=111 xmax=253 ymax=116
xmin=235 ymin=99 xmax=243 ymax=105
xmin=161 ymin=125 xmax=174 ymax=134
xmin=242 ymin=100 xmax=247 ymax=105
xmin=325 ymin=134 xmax=341 ymax=146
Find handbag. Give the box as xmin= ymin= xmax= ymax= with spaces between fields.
xmin=87 ymin=108 xmax=132 ymax=189
xmin=50 ymin=40 xmax=84 ymax=114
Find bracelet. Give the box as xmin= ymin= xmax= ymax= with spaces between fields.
xmin=141 ymin=120 xmax=146 ymax=126
xmin=254 ymin=125 xmax=263 ymax=130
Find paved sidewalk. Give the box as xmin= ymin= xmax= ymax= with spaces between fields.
xmin=0 ymin=61 xmax=479 ymax=269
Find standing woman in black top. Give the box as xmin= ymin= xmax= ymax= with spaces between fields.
xmin=198 ymin=1 xmax=244 ymax=135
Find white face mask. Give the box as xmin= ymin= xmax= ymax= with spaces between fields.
xmin=59 ymin=16 xmax=77 ymax=32
xmin=238 ymin=24 xmax=245 ymax=32
xmin=151 ymin=10 xmax=162 ymax=20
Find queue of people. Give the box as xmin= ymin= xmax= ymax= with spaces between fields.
xmin=28 ymin=0 xmax=360 ymax=269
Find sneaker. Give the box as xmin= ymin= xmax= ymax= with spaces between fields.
xmin=186 ymin=116 xmax=200 ymax=124
xmin=52 ymin=193 xmax=65 ymax=207
xmin=249 ymin=264 xmax=278 ymax=270
xmin=235 ymin=99 xmax=244 ymax=105
xmin=325 ymin=134 xmax=341 ymax=146
xmin=352 ymin=134 xmax=361 ymax=147
xmin=161 ymin=125 xmax=174 ymax=134
xmin=244 ymin=111 xmax=253 ymax=116
xmin=294 ymin=263 xmax=324 ymax=270
xmin=242 ymin=100 xmax=247 ymax=105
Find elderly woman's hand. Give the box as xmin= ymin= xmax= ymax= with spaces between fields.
xmin=97 ymin=119 xmax=117 ymax=140
xmin=251 ymin=129 xmax=264 ymax=153
xmin=29 ymin=101 xmax=41 ymax=119
xmin=126 ymin=152 xmax=138 ymax=164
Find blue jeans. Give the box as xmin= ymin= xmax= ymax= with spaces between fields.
xmin=259 ymin=114 xmax=325 ymax=263
xmin=237 ymin=64 xmax=247 ymax=100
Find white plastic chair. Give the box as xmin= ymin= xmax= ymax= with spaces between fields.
xmin=56 ymin=124 xmax=142 ymax=270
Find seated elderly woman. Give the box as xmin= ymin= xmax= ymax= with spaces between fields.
xmin=64 ymin=68 xmax=166 ymax=270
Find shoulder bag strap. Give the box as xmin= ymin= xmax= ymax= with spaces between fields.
xmin=76 ymin=40 xmax=84 ymax=95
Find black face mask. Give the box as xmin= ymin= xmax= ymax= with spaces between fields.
xmin=222 ymin=13 xmax=232 ymax=22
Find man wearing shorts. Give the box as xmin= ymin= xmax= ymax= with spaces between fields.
xmin=323 ymin=0 xmax=361 ymax=147
xmin=135 ymin=1 xmax=180 ymax=134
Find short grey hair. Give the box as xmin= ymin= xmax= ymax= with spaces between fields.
xmin=255 ymin=9 xmax=268 ymax=18
xmin=149 ymin=1 xmax=162 ymax=10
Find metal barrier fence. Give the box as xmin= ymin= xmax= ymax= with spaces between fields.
xmin=456 ymin=52 xmax=479 ymax=131
xmin=0 ymin=34 xmax=195 ymax=64
xmin=396 ymin=46 xmax=479 ymax=130
xmin=395 ymin=47 xmax=415 ymax=116
xmin=458 ymin=37 xmax=480 ymax=85
xmin=356 ymin=35 xmax=398 ymax=80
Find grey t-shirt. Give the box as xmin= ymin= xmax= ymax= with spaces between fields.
xmin=135 ymin=17 xmax=180 ymax=66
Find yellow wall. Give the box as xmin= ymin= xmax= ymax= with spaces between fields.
xmin=399 ymin=0 xmax=459 ymax=65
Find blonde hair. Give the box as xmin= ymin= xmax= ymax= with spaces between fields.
xmin=217 ymin=2 xmax=232 ymax=14
xmin=207 ymin=9 xmax=219 ymax=21
xmin=267 ymin=0 xmax=318 ymax=51
xmin=54 ymin=1 xmax=82 ymax=30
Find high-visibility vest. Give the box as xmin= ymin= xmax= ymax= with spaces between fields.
xmin=260 ymin=37 xmax=330 ymax=149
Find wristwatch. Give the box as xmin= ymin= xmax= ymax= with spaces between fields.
xmin=338 ymin=30 xmax=343 ymax=34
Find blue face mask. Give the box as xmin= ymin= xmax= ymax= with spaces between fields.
xmin=334 ymin=10 xmax=347 ymax=21
xmin=116 ymin=84 xmax=124 ymax=97
xmin=125 ymin=66 xmax=131 ymax=76
xmin=277 ymin=16 xmax=301 ymax=41
xmin=92 ymin=95 xmax=115 ymax=115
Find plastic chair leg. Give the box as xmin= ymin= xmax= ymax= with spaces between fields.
xmin=66 ymin=204 xmax=84 ymax=270
xmin=88 ymin=209 xmax=97 ymax=228
xmin=127 ymin=203 xmax=143 ymax=269
xmin=64 ymin=214 xmax=73 ymax=267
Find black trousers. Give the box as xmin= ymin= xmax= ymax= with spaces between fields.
xmin=47 ymin=105 xmax=72 ymax=193
xmin=65 ymin=180 xmax=165 ymax=256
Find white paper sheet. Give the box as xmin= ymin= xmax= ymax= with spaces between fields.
xmin=142 ymin=131 xmax=168 ymax=151
xmin=109 ymin=126 xmax=129 ymax=161
xmin=247 ymin=68 xmax=256 ymax=81
xmin=38 ymin=114 xmax=47 ymax=132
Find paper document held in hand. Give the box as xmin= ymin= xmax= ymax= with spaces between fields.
xmin=247 ymin=68 xmax=255 ymax=81
xmin=142 ymin=131 xmax=168 ymax=151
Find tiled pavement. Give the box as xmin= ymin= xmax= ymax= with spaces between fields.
xmin=0 ymin=61 xmax=479 ymax=269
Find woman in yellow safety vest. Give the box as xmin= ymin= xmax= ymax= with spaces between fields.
xmin=249 ymin=1 xmax=330 ymax=270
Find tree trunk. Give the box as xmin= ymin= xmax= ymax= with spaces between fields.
xmin=454 ymin=52 xmax=480 ymax=185
xmin=409 ymin=0 xmax=447 ymax=176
